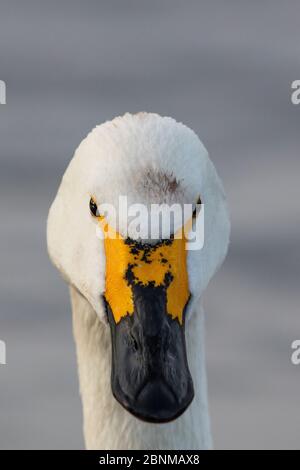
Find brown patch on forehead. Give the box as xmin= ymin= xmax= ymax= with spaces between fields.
xmin=143 ymin=169 xmax=182 ymax=194
xmin=133 ymin=168 xmax=184 ymax=205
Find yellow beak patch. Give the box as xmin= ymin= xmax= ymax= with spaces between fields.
xmin=99 ymin=218 xmax=190 ymax=325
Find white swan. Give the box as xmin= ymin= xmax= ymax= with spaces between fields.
xmin=47 ymin=112 xmax=230 ymax=450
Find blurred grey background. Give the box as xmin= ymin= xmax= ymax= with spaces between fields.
xmin=0 ymin=0 xmax=299 ymax=449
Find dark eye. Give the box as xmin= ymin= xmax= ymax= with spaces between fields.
xmin=192 ymin=195 xmax=202 ymax=218
xmin=89 ymin=198 xmax=99 ymax=217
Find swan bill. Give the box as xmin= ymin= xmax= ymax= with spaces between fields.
xmin=104 ymin=285 xmax=194 ymax=423
xmin=99 ymin=214 xmax=195 ymax=422
xmin=102 ymin=231 xmax=194 ymax=423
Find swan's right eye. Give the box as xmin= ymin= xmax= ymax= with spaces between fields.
xmin=89 ymin=198 xmax=99 ymax=217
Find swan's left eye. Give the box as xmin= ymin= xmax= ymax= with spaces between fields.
xmin=89 ymin=198 xmax=99 ymax=217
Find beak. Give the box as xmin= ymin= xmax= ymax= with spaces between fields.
xmin=104 ymin=284 xmax=194 ymax=423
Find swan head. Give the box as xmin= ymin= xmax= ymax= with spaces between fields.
xmin=47 ymin=112 xmax=230 ymax=423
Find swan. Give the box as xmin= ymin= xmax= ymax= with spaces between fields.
xmin=47 ymin=112 xmax=230 ymax=450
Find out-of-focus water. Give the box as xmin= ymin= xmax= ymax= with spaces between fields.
xmin=0 ymin=0 xmax=299 ymax=449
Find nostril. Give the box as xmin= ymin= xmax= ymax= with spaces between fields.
xmin=123 ymin=322 xmax=140 ymax=352
xmin=130 ymin=333 xmax=139 ymax=352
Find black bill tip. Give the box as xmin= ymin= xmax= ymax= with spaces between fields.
xmin=104 ymin=283 xmax=194 ymax=423
xmin=113 ymin=376 xmax=194 ymax=423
